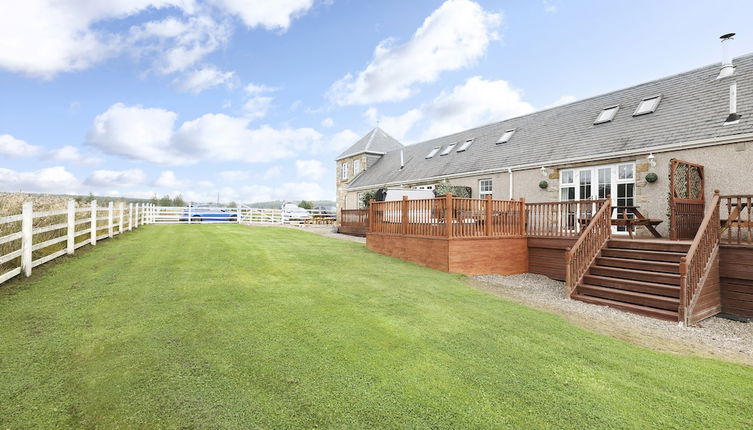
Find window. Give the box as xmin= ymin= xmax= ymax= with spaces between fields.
xmin=457 ymin=139 xmax=474 ymax=152
xmin=341 ymin=162 xmax=348 ymax=180
xmin=594 ymin=105 xmax=619 ymax=124
xmin=425 ymin=146 xmax=441 ymax=159
xmin=618 ymin=163 xmax=634 ymax=180
xmin=496 ymin=129 xmax=516 ymax=144
xmin=356 ymin=192 xmax=365 ymax=209
xmin=633 ymin=95 xmax=661 ymax=116
xmin=353 ymin=159 xmax=361 ymax=175
xmin=440 ymin=143 xmax=456 ymax=156
xmin=560 ymin=170 xmax=575 ymax=201
xmin=479 ymin=179 xmax=493 ymax=197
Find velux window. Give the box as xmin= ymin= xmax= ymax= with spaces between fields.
xmin=440 ymin=143 xmax=456 ymax=156
xmin=633 ymin=95 xmax=661 ymax=116
xmin=425 ymin=146 xmax=440 ymax=159
xmin=496 ymin=129 xmax=516 ymax=144
xmin=594 ymin=105 xmax=619 ymax=124
xmin=457 ymin=139 xmax=474 ymax=152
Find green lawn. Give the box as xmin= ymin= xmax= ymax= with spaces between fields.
xmin=1 ymin=225 xmax=752 ymax=429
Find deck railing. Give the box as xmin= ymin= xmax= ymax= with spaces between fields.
xmin=526 ymin=200 xmax=604 ymax=237
xmin=679 ymin=191 xmax=721 ymax=325
xmin=720 ymin=194 xmax=753 ymax=246
xmin=564 ymin=199 xmax=612 ymax=296
xmin=368 ymin=194 xmax=525 ymax=239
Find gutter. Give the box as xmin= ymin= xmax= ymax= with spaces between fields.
xmin=345 ymin=132 xmax=753 ymax=191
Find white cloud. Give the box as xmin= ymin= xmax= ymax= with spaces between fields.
xmin=86 ymin=103 xmax=323 ymax=165
xmin=85 ymin=169 xmax=147 ymax=187
xmin=0 ymin=134 xmax=42 ymax=157
xmin=242 ymin=96 xmax=274 ymax=120
xmin=0 ymin=166 xmax=80 ymax=193
xmin=328 ymin=0 xmax=501 ymax=105
xmin=153 ymin=170 xmax=187 ymax=188
xmin=262 ymin=166 xmax=282 ymax=179
xmin=46 ymin=145 xmax=102 ymax=165
xmin=364 ymin=108 xmax=422 ymax=142
xmin=175 ymin=65 xmax=236 ymax=93
xmin=208 ymin=0 xmax=315 ymax=30
xmin=545 ymin=95 xmax=577 ymax=109
xmin=328 ymin=129 xmax=361 ymax=153
xmin=219 ymin=170 xmax=250 ymax=182
xmin=321 ymin=117 xmax=334 ymax=128
xmin=543 ymin=0 xmax=558 ymax=13
xmin=245 ymin=83 xmax=276 ymax=94
xmin=295 ymin=159 xmax=326 ymax=180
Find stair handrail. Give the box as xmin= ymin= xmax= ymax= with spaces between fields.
xmin=678 ymin=190 xmax=721 ymax=325
xmin=565 ymin=198 xmax=611 ymax=297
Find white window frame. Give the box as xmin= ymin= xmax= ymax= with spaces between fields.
xmin=594 ymin=105 xmax=619 ymax=124
xmin=457 ymin=139 xmax=474 ymax=152
xmin=633 ymin=95 xmax=662 ymax=116
xmin=478 ymin=179 xmax=493 ymax=198
xmin=426 ymin=146 xmax=441 ymax=159
xmin=341 ymin=162 xmax=348 ymax=180
xmin=440 ymin=143 xmax=457 ymax=156
xmin=496 ymin=129 xmax=516 ymax=144
xmin=353 ymin=159 xmax=361 ymax=175
xmin=356 ymin=192 xmax=365 ymax=209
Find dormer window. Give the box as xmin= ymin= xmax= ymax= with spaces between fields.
xmin=457 ymin=139 xmax=474 ymax=152
xmin=633 ymin=95 xmax=661 ymax=116
xmin=496 ymin=129 xmax=516 ymax=144
xmin=594 ymin=105 xmax=619 ymax=124
xmin=425 ymin=146 xmax=440 ymax=159
xmin=440 ymin=143 xmax=456 ymax=156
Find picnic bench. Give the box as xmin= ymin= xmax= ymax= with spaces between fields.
xmin=611 ymin=205 xmax=663 ymax=238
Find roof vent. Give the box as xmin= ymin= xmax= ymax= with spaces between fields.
xmin=717 ymin=33 xmax=736 ymax=79
xmin=724 ymin=82 xmax=741 ymax=125
xmin=400 ymin=149 xmax=405 ymax=169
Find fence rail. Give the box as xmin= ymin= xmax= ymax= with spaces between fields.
xmin=526 ymin=200 xmax=605 ymax=237
xmin=721 ymin=194 xmax=753 ymax=246
xmin=368 ymin=195 xmax=525 ymax=239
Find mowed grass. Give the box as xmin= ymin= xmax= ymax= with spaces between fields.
xmin=1 ymin=225 xmax=752 ymax=429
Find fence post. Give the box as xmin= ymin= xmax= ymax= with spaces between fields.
xmin=237 ymin=205 xmax=241 ymax=223
xmin=188 ymin=203 xmax=192 ymax=224
xmin=91 ymin=200 xmax=97 ymax=245
xmin=401 ymin=196 xmax=408 ymax=235
xmin=108 ymin=201 xmax=114 ymax=238
xmin=128 ymin=203 xmax=133 ymax=231
xmin=445 ymin=193 xmax=453 ymax=238
xmin=519 ymin=197 xmax=526 ymax=236
xmin=368 ymin=200 xmax=375 ymax=233
xmin=678 ymin=257 xmax=688 ymax=325
xmin=67 ymin=200 xmax=75 ymax=254
xmin=21 ymin=202 xmax=33 ymax=277
xmin=118 ymin=202 xmax=124 ymax=235
xmin=485 ymin=195 xmax=492 ymax=237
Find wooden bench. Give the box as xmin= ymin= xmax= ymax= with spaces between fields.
xmin=611 ymin=206 xmax=663 ymax=239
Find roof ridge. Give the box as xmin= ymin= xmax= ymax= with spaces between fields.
xmin=363 ymin=128 xmax=378 ymax=151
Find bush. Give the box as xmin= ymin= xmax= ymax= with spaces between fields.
xmin=433 ymin=183 xmax=472 ymax=198
xmin=298 ymin=200 xmax=314 ymax=210
xmin=360 ymin=191 xmax=376 ymax=208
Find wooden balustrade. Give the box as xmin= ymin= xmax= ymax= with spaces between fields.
xmin=720 ymin=194 xmax=753 ymax=246
xmin=526 ymin=200 xmax=604 ymax=237
xmin=679 ymin=191 xmax=721 ymax=325
xmin=564 ymin=199 xmax=612 ymax=296
xmin=368 ymin=194 xmax=524 ymax=239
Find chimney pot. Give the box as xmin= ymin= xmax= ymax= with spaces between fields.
xmin=717 ymin=32 xmax=736 ymax=79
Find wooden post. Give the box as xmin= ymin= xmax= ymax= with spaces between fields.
xmin=519 ymin=197 xmax=526 ymax=236
xmin=118 ymin=202 xmax=124 ymax=235
xmin=188 ymin=203 xmax=192 ymax=224
xmin=90 ymin=200 xmax=97 ymax=245
xmin=445 ymin=193 xmax=453 ymax=238
xmin=368 ymin=199 xmax=375 ymax=233
xmin=484 ymin=195 xmax=492 ymax=237
xmin=237 ymin=205 xmax=241 ymax=223
xmin=128 ymin=203 xmax=133 ymax=231
xmin=66 ymin=200 xmax=75 ymax=255
xmin=564 ymin=246 xmax=572 ymax=295
xmin=401 ymin=195 xmax=409 ymax=235
xmin=21 ymin=202 xmax=33 ymax=277
xmin=108 ymin=201 xmax=114 ymax=238
xmin=678 ymin=256 xmax=688 ymax=325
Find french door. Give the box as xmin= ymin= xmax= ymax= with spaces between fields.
xmin=560 ymin=162 xmax=636 ymax=233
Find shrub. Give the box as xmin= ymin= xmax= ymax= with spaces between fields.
xmin=434 ymin=183 xmax=472 ymax=198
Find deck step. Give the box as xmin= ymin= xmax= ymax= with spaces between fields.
xmin=581 ymin=275 xmax=680 ymax=298
xmin=588 ymin=266 xmax=681 ymax=286
xmin=577 ymin=283 xmax=679 ymax=310
xmin=572 ymin=294 xmax=679 ymax=321
xmin=607 ymin=239 xmax=691 ymax=253
xmin=594 ymin=257 xmax=680 ymax=274
xmin=600 ymin=248 xmax=684 ymax=263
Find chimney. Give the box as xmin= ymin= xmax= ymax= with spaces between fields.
xmin=400 ymin=150 xmax=404 ymax=169
xmin=717 ymin=33 xmax=736 ymax=79
xmin=724 ymin=81 xmax=741 ymax=124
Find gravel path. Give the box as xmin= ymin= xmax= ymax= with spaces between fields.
xmin=276 ymin=224 xmax=366 ymax=243
xmin=470 ymin=274 xmax=753 ymax=366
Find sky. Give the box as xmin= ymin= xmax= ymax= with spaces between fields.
xmin=1 ymin=0 xmax=752 ymax=204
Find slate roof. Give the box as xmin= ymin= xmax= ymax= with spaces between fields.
xmin=349 ymin=54 xmax=753 ymax=189
xmin=335 ymin=127 xmax=403 ymax=160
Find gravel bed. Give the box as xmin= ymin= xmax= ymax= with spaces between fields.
xmin=471 ymin=273 xmax=753 ymax=366
xmin=278 ymin=224 xmax=366 ymax=243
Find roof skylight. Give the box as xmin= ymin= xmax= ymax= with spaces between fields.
xmin=457 ymin=139 xmax=474 ymax=152
xmin=633 ymin=95 xmax=661 ymax=116
xmin=425 ymin=146 xmax=441 ymax=159
xmin=594 ymin=105 xmax=619 ymax=124
xmin=440 ymin=143 xmax=456 ymax=156
xmin=496 ymin=129 xmax=516 ymax=144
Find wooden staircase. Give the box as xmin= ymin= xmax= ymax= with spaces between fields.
xmin=572 ymin=239 xmax=691 ymax=321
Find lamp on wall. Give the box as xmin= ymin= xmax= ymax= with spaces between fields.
xmin=647 ymin=153 xmax=656 ymax=168
xmin=540 ymin=166 xmax=548 ymax=177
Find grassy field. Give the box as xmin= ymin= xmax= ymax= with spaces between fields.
xmin=1 ymin=225 xmax=752 ymax=429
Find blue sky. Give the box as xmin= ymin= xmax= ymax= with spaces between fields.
xmin=1 ymin=0 xmax=751 ymax=203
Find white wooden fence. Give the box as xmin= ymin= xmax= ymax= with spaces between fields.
xmin=0 ymin=201 xmax=336 ymax=286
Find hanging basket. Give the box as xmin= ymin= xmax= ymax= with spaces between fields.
xmin=645 ymin=172 xmax=658 ymax=183
xmin=538 ymin=180 xmax=549 ymax=189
